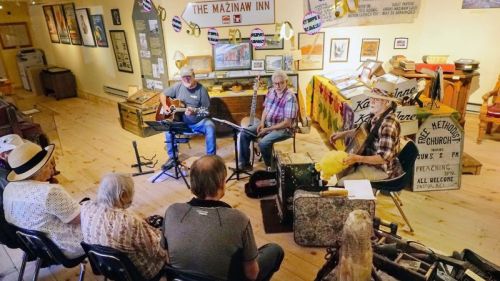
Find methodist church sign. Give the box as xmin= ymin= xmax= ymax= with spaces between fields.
xmin=413 ymin=116 xmax=463 ymax=192
xmin=182 ymin=0 xmax=275 ymax=28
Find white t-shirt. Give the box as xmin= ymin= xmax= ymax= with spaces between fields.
xmin=3 ymin=180 xmax=83 ymax=258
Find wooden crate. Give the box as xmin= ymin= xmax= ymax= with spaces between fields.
xmin=117 ymin=102 xmax=161 ymax=137
xmin=462 ymin=152 xmax=482 ymax=175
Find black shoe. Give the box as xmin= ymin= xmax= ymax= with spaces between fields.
xmin=239 ymin=164 xmax=253 ymax=172
xmin=162 ymin=159 xmax=175 ymax=170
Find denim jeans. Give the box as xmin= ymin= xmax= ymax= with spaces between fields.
xmin=239 ymin=124 xmax=292 ymax=167
xmin=165 ymin=118 xmax=216 ymax=158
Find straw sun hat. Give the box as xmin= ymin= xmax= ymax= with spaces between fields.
xmin=7 ymin=142 xmax=55 ymax=182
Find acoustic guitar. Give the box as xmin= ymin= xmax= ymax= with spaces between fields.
xmin=240 ymin=75 xmax=261 ymax=128
xmin=155 ymin=97 xmax=208 ymax=121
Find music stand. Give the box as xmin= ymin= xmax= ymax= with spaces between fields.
xmin=212 ymin=118 xmax=257 ymax=182
xmin=145 ymin=120 xmax=191 ymax=188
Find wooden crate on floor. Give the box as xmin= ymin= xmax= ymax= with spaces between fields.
xmin=118 ymin=102 xmax=160 ymax=137
xmin=462 ymin=152 xmax=482 ymax=175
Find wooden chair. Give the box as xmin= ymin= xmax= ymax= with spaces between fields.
xmin=477 ymin=75 xmax=500 ymax=143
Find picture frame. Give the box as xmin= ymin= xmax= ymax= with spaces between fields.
xmin=393 ymin=37 xmax=408 ymax=49
xmin=111 ymin=8 xmax=121 ymax=25
xmin=76 ymin=8 xmax=95 ymax=47
xmin=43 ymin=6 xmax=59 ymax=43
xmin=298 ymin=32 xmax=325 ymax=71
xmin=52 ymin=5 xmax=71 ymax=44
xmin=62 ymin=3 xmax=82 ymax=45
xmin=90 ymin=15 xmax=108 ymax=47
xmin=0 ymin=22 xmax=32 ymax=49
xmin=186 ymin=55 xmax=213 ymax=74
xmin=330 ymin=38 xmax=349 ymax=62
xmin=251 ymin=59 xmax=265 ymax=71
xmin=265 ymin=55 xmax=283 ymax=72
xmin=360 ymin=38 xmax=380 ymax=62
xmin=109 ymin=30 xmax=133 ymax=73
xmin=462 ymin=0 xmax=500 ymax=9
xmin=255 ymin=34 xmax=284 ymax=50
xmin=212 ymin=39 xmax=253 ymax=71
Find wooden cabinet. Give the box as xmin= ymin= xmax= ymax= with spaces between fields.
xmin=40 ymin=67 xmax=77 ymax=100
xmin=391 ymin=68 xmax=479 ymax=126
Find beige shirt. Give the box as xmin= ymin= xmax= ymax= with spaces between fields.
xmin=81 ymin=201 xmax=168 ymax=279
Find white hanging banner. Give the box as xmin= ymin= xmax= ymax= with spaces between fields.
xmin=182 ymin=0 xmax=275 ymax=28
xmin=303 ymin=0 xmax=421 ymax=28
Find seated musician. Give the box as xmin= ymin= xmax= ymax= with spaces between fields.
xmin=329 ymin=81 xmax=402 ymax=186
xmin=159 ymin=66 xmax=216 ymax=170
xmin=239 ymin=70 xmax=298 ymax=171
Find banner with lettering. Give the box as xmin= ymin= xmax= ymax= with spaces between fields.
xmin=303 ymin=0 xmax=421 ymax=27
xmin=182 ymin=0 xmax=275 ymax=28
xmin=413 ymin=116 xmax=464 ymax=192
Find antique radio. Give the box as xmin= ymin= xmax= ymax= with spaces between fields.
xmin=274 ymin=151 xmax=321 ymax=223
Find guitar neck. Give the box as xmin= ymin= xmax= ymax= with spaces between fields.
xmin=249 ymin=76 xmax=260 ymax=124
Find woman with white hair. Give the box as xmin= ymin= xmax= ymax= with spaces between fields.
xmin=80 ymin=173 xmax=168 ymax=279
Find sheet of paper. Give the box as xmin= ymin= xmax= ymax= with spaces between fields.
xmin=344 ymin=180 xmax=376 ymax=200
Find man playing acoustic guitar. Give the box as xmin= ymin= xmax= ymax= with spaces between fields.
xmin=330 ymin=81 xmax=402 ymax=186
xmin=160 ymin=66 xmax=216 ymax=170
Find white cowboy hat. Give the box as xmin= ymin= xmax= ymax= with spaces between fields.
xmin=363 ymin=80 xmax=399 ymax=102
xmin=0 ymin=134 xmax=25 ymax=153
xmin=7 ymin=142 xmax=55 ymax=182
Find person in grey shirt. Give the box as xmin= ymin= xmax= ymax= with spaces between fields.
xmin=159 ymin=66 xmax=216 ymax=170
xmin=162 ymin=155 xmax=284 ymax=281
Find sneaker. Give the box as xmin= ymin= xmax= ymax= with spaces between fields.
xmin=239 ymin=163 xmax=253 ymax=172
xmin=161 ymin=159 xmax=175 ymax=170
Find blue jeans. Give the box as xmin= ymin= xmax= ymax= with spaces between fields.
xmin=239 ymin=124 xmax=292 ymax=167
xmin=165 ymin=118 xmax=216 ymax=158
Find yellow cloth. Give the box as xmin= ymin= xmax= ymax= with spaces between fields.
xmin=315 ymin=150 xmax=349 ymax=180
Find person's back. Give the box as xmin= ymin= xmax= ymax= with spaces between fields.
xmin=164 ymin=200 xmax=257 ymax=280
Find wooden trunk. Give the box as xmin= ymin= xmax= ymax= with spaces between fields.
xmin=118 ymin=102 xmax=160 ymax=137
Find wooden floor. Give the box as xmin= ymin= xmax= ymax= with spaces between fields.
xmin=1 ymin=90 xmax=499 ymax=281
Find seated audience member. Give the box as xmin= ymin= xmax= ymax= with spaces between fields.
xmin=80 ymin=173 xmax=168 ymax=279
xmin=3 ymin=142 xmax=84 ymax=258
xmin=162 ymin=155 xmax=284 ymax=281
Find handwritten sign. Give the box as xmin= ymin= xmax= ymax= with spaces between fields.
xmin=182 ymin=0 xmax=275 ymax=28
xmin=413 ymin=116 xmax=463 ymax=192
xmin=303 ymin=11 xmax=322 ymax=34
xmin=207 ymin=28 xmax=219 ymax=45
xmin=350 ymin=94 xmax=371 ymax=126
xmin=394 ymin=79 xmax=418 ymax=102
xmin=250 ymin=28 xmax=265 ymax=47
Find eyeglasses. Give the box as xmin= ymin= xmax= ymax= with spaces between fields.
xmin=273 ymin=80 xmax=286 ymax=86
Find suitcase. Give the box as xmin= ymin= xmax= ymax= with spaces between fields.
xmin=275 ymin=151 xmax=321 ymax=223
xmin=293 ymin=190 xmax=375 ymax=247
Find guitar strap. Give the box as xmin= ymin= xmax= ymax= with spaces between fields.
xmin=360 ymin=102 xmax=396 ymax=156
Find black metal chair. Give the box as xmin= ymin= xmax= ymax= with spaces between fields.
xmin=0 ymin=221 xmax=35 ymax=281
xmin=370 ymin=140 xmax=419 ymax=232
xmin=15 ymin=227 xmax=86 ymax=281
xmin=163 ymin=264 xmax=221 ymax=281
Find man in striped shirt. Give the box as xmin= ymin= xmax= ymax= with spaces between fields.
xmin=239 ymin=70 xmax=298 ymax=170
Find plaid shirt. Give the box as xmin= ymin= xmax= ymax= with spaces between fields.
xmin=263 ymin=87 xmax=298 ymax=129
xmin=365 ymin=112 xmax=403 ymax=178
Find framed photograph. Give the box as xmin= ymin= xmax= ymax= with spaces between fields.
xmin=251 ymin=60 xmax=265 ymax=71
xmin=62 ymin=3 xmax=82 ymax=45
xmin=0 ymin=22 xmax=32 ymax=49
xmin=76 ymin=8 xmax=95 ymax=47
xmin=462 ymin=0 xmax=500 ymax=8
xmin=109 ymin=30 xmax=133 ymax=73
xmin=298 ymin=32 xmax=325 ymax=70
xmin=212 ymin=39 xmax=253 ymax=71
xmin=393 ymin=37 xmax=408 ymax=49
xmin=111 ymin=9 xmax=121 ymax=25
xmin=52 ymin=5 xmax=70 ymax=44
xmin=360 ymin=38 xmax=380 ymax=62
xmin=255 ymin=34 xmax=284 ymax=50
xmin=186 ymin=55 xmax=213 ymax=74
xmin=43 ymin=6 xmax=59 ymax=43
xmin=90 ymin=15 xmax=108 ymax=47
xmin=330 ymin=38 xmax=349 ymax=62
xmin=265 ymin=55 xmax=283 ymax=72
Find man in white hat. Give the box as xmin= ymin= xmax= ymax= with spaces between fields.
xmin=159 ymin=66 xmax=216 ymax=170
xmin=3 ymin=142 xmax=84 ymax=258
xmin=330 ymin=81 xmax=403 ymax=186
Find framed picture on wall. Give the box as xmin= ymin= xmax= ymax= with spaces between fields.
xmin=212 ymin=39 xmax=253 ymax=71
xmin=255 ymin=34 xmax=284 ymax=50
xmin=298 ymin=32 xmax=325 ymax=70
xmin=393 ymin=37 xmax=408 ymax=49
xmin=330 ymin=38 xmax=349 ymax=62
xmin=251 ymin=60 xmax=265 ymax=71
xmin=186 ymin=55 xmax=213 ymax=74
xmin=110 ymin=30 xmax=133 ymax=73
xmin=360 ymin=38 xmax=380 ymax=62
xmin=111 ymin=9 xmax=121 ymax=25
xmin=52 ymin=5 xmax=71 ymax=44
xmin=43 ymin=6 xmax=59 ymax=43
xmin=76 ymin=8 xmax=96 ymax=47
xmin=62 ymin=3 xmax=82 ymax=45
xmin=0 ymin=22 xmax=32 ymax=49
xmin=90 ymin=15 xmax=109 ymax=47
xmin=265 ymin=55 xmax=283 ymax=72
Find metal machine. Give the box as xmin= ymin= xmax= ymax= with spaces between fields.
xmin=16 ymin=48 xmax=46 ymax=91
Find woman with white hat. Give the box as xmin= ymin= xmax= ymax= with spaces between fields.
xmin=2 ymin=142 xmax=84 ymax=258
